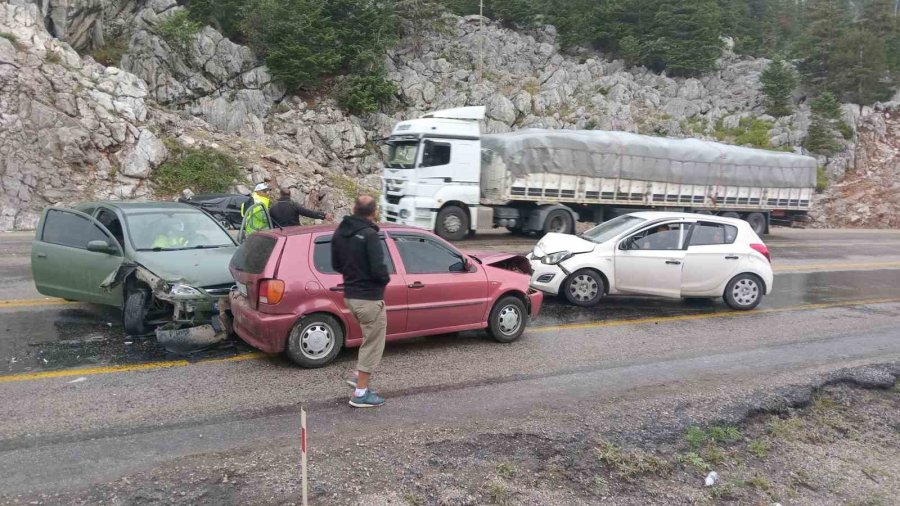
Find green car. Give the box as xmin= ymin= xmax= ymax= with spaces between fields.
xmin=31 ymin=202 xmax=238 ymax=335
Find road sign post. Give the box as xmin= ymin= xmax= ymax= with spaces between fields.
xmin=301 ymin=405 xmax=308 ymax=506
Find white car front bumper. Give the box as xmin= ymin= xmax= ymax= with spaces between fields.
xmin=528 ymin=256 xmax=566 ymax=296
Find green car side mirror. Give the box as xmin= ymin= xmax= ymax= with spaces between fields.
xmin=87 ymin=240 xmax=116 ymax=254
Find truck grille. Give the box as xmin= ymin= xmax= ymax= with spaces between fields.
xmin=386 ymin=195 xmax=401 ymax=205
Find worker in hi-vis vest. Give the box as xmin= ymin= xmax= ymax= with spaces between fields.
xmin=241 ymin=183 xmax=272 ymax=234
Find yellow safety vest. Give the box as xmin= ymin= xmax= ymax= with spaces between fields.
xmin=152 ymin=234 xmax=188 ymax=249
xmin=241 ymin=192 xmax=271 ymax=234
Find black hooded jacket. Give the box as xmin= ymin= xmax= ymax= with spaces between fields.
xmin=331 ymin=215 xmax=390 ymax=300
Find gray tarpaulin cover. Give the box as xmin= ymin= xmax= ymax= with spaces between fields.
xmin=481 ymin=129 xmax=817 ymax=188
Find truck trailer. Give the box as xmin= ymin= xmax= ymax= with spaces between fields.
xmin=380 ymin=106 xmax=817 ymax=240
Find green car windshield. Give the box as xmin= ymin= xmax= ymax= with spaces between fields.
xmin=127 ymin=211 xmax=234 ymax=251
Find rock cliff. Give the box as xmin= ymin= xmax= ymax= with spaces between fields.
xmin=0 ymin=4 xmax=895 ymax=231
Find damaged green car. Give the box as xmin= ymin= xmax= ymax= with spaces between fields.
xmin=31 ymin=202 xmax=238 ymax=339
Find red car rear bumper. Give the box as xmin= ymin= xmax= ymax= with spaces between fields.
xmin=229 ymin=291 xmax=296 ymax=353
xmin=527 ymin=288 xmax=543 ymax=320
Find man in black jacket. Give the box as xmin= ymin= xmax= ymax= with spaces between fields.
xmin=331 ymin=195 xmax=390 ymax=408
xmin=269 ymin=188 xmax=333 ymax=227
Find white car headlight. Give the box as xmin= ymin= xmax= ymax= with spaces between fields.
xmin=169 ymin=283 xmax=203 ymax=297
xmin=542 ymin=251 xmax=573 ymax=265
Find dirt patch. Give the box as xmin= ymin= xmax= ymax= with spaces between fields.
xmin=4 ymin=369 xmax=898 ymax=505
xmin=393 ymin=381 xmax=900 ymax=505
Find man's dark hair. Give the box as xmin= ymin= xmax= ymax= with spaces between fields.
xmin=353 ymin=195 xmax=377 ymax=218
xmin=279 ymin=188 xmax=291 ymax=198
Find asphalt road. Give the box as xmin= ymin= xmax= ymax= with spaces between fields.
xmin=1 ymin=228 xmax=899 ymax=503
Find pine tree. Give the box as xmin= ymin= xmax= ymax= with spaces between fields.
xmin=830 ymin=27 xmax=893 ymax=108
xmin=760 ymin=58 xmax=798 ymax=117
xmin=860 ymin=0 xmax=900 ymax=72
xmin=805 ymin=92 xmax=848 ymax=155
xmin=794 ymin=0 xmax=851 ymax=92
xmin=645 ymin=0 xmax=722 ymax=76
xmin=718 ymin=0 xmax=779 ymax=56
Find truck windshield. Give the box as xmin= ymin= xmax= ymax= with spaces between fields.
xmin=580 ymin=215 xmax=646 ymax=244
xmin=387 ymin=142 xmax=418 ymax=169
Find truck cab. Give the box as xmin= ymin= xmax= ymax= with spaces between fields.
xmin=381 ymin=107 xmax=485 ymax=239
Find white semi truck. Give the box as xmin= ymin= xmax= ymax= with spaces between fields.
xmin=380 ymin=106 xmax=817 ymax=240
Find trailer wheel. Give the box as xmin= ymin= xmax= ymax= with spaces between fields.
xmin=543 ymin=209 xmax=574 ymax=235
xmin=745 ymin=213 xmax=767 ymax=236
xmin=436 ymin=205 xmax=469 ymax=241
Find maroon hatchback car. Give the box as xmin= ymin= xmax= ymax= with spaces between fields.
xmin=228 ymin=224 xmax=543 ymax=367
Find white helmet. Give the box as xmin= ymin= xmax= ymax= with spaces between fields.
xmin=253 ymin=183 xmax=270 ymax=192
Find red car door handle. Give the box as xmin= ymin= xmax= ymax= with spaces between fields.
xmin=408 ymin=282 xmax=425 ymax=289
xmin=330 ymin=285 xmax=344 ymax=292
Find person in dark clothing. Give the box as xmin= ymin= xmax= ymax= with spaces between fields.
xmin=269 ymin=188 xmax=333 ymax=227
xmin=331 ymin=195 xmax=390 ymax=408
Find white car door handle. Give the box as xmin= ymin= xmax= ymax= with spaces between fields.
xmin=665 ymin=260 xmax=682 ymax=265
xmin=725 ymin=255 xmax=739 ymax=260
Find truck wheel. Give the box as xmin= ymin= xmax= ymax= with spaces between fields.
xmin=436 ymin=206 xmax=469 ymax=241
xmin=745 ymin=213 xmax=767 ymax=235
xmin=563 ymin=269 xmax=605 ymax=307
xmin=123 ymin=288 xmax=151 ymax=336
xmin=487 ymin=296 xmax=527 ymax=343
xmin=286 ymin=314 xmax=344 ymax=368
xmin=543 ymin=209 xmax=574 ymax=235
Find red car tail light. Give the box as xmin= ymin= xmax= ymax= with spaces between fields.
xmin=750 ymin=243 xmax=771 ymax=263
xmin=259 ymin=279 xmax=285 ymax=305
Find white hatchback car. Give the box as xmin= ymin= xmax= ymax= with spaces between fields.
xmin=529 ymin=212 xmax=773 ymax=310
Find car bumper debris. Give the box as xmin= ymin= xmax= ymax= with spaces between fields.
xmin=101 ymin=262 xmax=226 ymax=349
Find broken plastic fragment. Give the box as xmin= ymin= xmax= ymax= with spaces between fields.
xmin=67 ymin=377 xmax=87 ymax=384
xmin=155 ymin=323 xmax=225 ymax=353
xmin=704 ymin=471 xmax=719 ymax=487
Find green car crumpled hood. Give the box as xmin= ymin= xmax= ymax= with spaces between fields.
xmin=132 ymin=247 xmax=237 ymax=289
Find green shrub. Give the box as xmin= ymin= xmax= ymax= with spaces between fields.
xmin=335 ymin=72 xmax=397 ymax=115
xmin=816 ymin=166 xmax=828 ymax=193
xmin=152 ymin=140 xmax=245 ymax=195
xmin=89 ymin=37 xmax=128 ymax=67
xmin=186 ymin=0 xmax=247 ymax=39
xmin=45 ymin=51 xmax=63 ymax=64
xmin=714 ymin=117 xmax=775 ymax=149
xmin=158 ymin=9 xmax=202 ymax=51
xmin=241 ymin=0 xmax=395 ymax=91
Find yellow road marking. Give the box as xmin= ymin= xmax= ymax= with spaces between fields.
xmin=2 ymin=299 xmax=900 ymax=385
xmin=774 ymin=261 xmax=900 ymax=272
xmin=534 ymin=297 xmax=900 ymax=333
xmin=0 ymin=351 xmax=270 ymax=384
xmin=0 ymin=298 xmax=75 ymax=309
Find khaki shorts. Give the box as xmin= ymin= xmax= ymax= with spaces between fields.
xmin=345 ymin=298 xmax=386 ymax=373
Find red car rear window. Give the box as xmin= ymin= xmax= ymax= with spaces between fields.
xmin=231 ymin=235 xmax=277 ymax=274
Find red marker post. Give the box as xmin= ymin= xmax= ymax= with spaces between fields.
xmin=300 ymin=405 xmax=308 ymax=506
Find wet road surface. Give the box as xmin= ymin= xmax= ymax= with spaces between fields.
xmin=2 ymin=228 xmax=899 ymax=375
xmin=1 ymin=228 xmax=900 ymax=502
